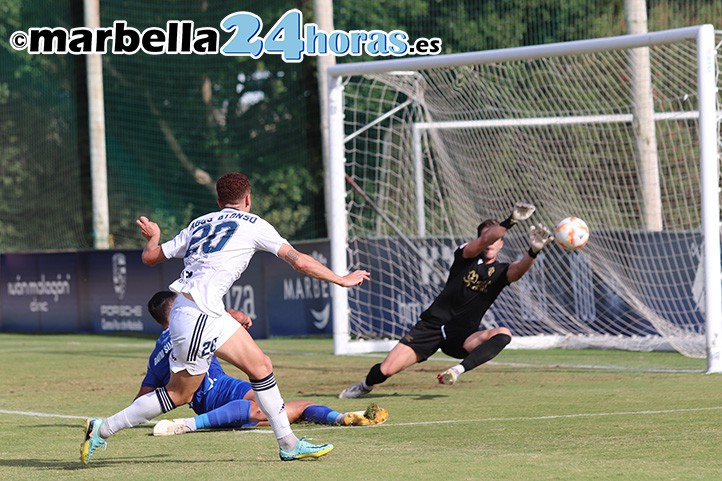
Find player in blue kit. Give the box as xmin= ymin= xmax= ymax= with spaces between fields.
xmin=139 ymin=291 xmax=387 ymax=435
xmin=82 ymin=172 xmax=370 ymax=464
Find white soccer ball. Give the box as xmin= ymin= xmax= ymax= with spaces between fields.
xmin=555 ymin=216 xmax=589 ymax=251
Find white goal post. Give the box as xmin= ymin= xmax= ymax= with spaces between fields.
xmin=326 ymin=25 xmax=722 ymax=372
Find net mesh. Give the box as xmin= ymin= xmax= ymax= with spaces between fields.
xmin=100 ymin=1 xmax=324 ymax=246
xmin=2 ymin=1 xmax=722 ymax=254
xmin=341 ymin=35 xmax=720 ymax=357
xmin=0 ymin=1 xmax=89 ymax=251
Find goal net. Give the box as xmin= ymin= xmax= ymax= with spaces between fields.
xmin=326 ymin=26 xmax=721 ymax=370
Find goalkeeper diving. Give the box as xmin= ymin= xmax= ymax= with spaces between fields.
xmin=340 ymin=202 xmax=553 ymax=398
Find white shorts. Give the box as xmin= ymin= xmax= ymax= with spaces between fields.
xmin=168 ymin=295 xmax=240 ymax=375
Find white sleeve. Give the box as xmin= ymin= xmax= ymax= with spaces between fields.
xmin=161 ymin=228 xmax=191 ymax=259
xmin=253 ymin=219 xmax=288 ymax=256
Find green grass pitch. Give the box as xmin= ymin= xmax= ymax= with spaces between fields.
xmin=1 ymin=333 xmax=722 ymax=480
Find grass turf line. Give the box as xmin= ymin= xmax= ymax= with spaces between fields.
xmin=1 ymin=333 xmax=720 ymax=481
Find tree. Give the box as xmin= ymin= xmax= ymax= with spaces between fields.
xmin=0 ymin=0 xmax=89 ymax=251
xmin=101 ymin=0 xmax=323 ymax=246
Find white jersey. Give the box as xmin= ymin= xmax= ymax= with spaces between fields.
xmin=161 ymin=208 xmax=288 ymax=317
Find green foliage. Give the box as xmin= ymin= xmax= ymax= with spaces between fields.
xmin=1 ymin=1 xmax=722 ymax=251
xmin=0 ymin=0 xmax=89 ymax=252
xmin=99 ymin=0 xmax=323 ymax=242
xmin=110 ymin=203 xmax=195 ymax=248
xmin=250 ymin=166 xmax=316 ymax=239
xmin=334 ymin=0 xmax=627 ymax=56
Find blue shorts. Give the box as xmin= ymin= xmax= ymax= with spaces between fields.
xmin=192 ymin=374 xmax=253 ymax=415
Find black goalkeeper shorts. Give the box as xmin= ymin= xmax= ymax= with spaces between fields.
xmin=398 ymin=320 xmax=476 ymax=361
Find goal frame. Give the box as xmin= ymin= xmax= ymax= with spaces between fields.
xmin=326 ymin=25 xmax=721 ymax=372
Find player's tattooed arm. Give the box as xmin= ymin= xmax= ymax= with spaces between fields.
xmin=284 ymin=248 xmax=300 ymax=267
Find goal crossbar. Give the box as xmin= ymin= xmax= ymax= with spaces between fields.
xmin=415 ymin=111 xmax=702 ymax=129
xmin=328 ymin=26 xmax=709 ymax=76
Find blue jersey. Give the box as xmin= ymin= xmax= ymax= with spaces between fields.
xmin=141 ymin=329 xmax=229 ymax=409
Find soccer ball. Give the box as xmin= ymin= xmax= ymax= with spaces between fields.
xmin=555 ymin=216 xmax=589 ymax=251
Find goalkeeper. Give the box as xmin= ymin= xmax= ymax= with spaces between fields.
xmin=141 ymin=291 xmax=388 ymax=434
xmin=340 ymin=203 xmax=553 ymax=398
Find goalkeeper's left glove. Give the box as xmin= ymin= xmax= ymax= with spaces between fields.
xmin=528 ymin=224 xmax=554 ymax=258
xmin=500 ymin=202 xmax=536 ymax=229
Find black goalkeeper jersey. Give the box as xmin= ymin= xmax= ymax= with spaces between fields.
xmin=419 ymin=246 xmax=510 ymax=330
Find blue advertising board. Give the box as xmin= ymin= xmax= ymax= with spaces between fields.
xmin=221 ymin=252 xmax=269 ymax=340
xmin=0 ymin=232 xmax=711 ymax=339
xmin=264 ymin=240 xmax=334 ymax=336
xmin=1 ymin=253 xmax=81 ymax=332
xmin=84 ymin=250 xmax=165 ymax=335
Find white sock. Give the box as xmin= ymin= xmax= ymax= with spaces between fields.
xmin=361 ymin=380 xmax=373 ymax=391
xmin=100 ymin=389 xmax=172 ymax=438
xmin=251 ymin=373 xmax=297 ymax=451
xmin=452 ymin=364 xmax=465 ymax=375
xmin=182 ymin=418 xmax=197 ymax=431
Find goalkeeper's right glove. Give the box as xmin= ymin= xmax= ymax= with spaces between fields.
xmin=500 ymin=202 xmax=536 ymax=229
xmin=528 ymin=224 xmax=554 ymax=258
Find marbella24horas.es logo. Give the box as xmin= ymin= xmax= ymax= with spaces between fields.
xmin=9 ymin=9 xmax=442 ymax=60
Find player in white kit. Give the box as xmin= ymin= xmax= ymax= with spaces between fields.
xmin=81 ymin=172 xmax=370 ymax=463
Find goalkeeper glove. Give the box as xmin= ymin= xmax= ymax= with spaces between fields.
xmin=528 ymin=224 xmax=554 ymax=258
xmin=500 ymin=202 xmax=536 ymax=229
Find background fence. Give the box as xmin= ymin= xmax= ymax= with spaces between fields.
xmin=0 ymin=0 xmax=720 ymax=252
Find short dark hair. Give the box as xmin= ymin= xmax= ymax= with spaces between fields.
xmin=216 ymin=172 xmax=251 ymax=206
xmin=147 ymin=291 xmax=177 ymax=326
xmin=477 ymin=218 xmax=500 ymax=237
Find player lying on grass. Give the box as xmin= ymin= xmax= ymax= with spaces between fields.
xmin=340 ymin=203 xmax=554 ymax=399
xmin=140 ymin=291 xmax=388 ymax=435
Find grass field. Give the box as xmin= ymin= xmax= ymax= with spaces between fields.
xmin=2 ymin=333 xmax=722 ymax=480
